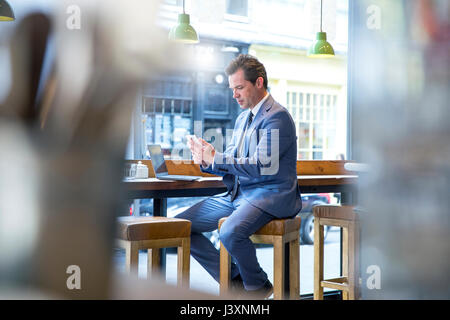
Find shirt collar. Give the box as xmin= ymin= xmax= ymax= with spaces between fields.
xmin=250 ymin=92 xmax=269 ymax=117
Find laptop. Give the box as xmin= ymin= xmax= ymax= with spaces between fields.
xmin=148 ymin=144 xmax=202 ymax=181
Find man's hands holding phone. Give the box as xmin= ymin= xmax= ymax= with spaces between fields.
xmin=187 ymin=135 xmax=215 ymax=167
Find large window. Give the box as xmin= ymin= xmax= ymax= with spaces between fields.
xmin=124 ymin=0 xmax=349 ymax=299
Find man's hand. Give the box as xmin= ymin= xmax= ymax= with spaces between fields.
xmin=187 ymin=136 xmax=203 ymax=164
xmin=187 ymin=136 xmax=215 ymax=167
xmin=198 ymin=138 xmax=215 ymax=166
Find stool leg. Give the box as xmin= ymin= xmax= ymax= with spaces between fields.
xmin=342 ymin=226 xmax=349 ymax=300
xmin=147 ymin=249 xmax=160 ymax=279
xmin=354 ymin=221 xmax=360 ymax=299
xmin=289 ymin=233 xmax=300 ymax=300
xmin=220 ymin=241 xmax=231 ymax=296
xmin=347 ymin=222 xmax=356 ymax=300
xmin=177 ymin=237 xmax=190 ymax=288
xmin=314 ymin=219 xmax=324 ymax=300
xmin=273 ymin=236 xmax=285 ymax=300
xmin=125 ymin=241 xmax=139 ymax=277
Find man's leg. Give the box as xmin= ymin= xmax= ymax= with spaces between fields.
xmin=175 ymin=195 xmax=239 ymax=282
xmin=219 ymin=195 xmax=274 ymax=290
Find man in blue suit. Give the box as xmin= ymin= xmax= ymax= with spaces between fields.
xmin=176 ymin=54 xmax=301 ymax=298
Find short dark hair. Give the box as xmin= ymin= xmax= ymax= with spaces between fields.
xmin=225 ymin=54 xmax=268 ymax=89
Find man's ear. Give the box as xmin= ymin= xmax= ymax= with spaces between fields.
xmin=256 ymin=76 xmax=264 ymax=89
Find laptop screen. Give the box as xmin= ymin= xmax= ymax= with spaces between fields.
xmin=148 ymin=145 xmax=168 ymax=176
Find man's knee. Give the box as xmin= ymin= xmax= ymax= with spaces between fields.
xmin=175 ymin=205 xmax=216 ymax=234
xmin=219 ymin=222 xmax=245 ymax=253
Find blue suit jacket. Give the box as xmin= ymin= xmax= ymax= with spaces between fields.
xmin=202 ymin=95 xmax=302 ymax=218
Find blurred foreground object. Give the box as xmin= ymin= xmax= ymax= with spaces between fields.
xmin=0 ymin=0 xmax=190 ymax=299
xmin=349 ymin=0 xmax=450 ymax=298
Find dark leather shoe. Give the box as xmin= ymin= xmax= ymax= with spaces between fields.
xmin=239 ymin=280 xmax=273 ymax=300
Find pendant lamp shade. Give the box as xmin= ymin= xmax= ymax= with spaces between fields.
xmin=308 ymin=31 xmax=335 ymax=58
xmin=0 ymin=0 xmax=15 ymax=21
xmin=168 ymin=0 xmax=199 ymax=44
xmin=308 ymin=0 xmax=334 ymax=58
xmin=168 ymin=13 xmax=199 ymax=44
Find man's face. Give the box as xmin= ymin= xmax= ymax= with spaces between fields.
xmin=228 ymin=69 xmax=263 ymax=110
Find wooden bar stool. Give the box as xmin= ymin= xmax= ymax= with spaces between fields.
xmin=313 ymin=205 xmax=359 ymax=300
xmin=116 ymin=216 xmax=191 ymax=288
xmin=219 ymin=217 xmax=301 ymax=300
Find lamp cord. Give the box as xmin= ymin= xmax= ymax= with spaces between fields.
xmin=320 ymin=0 xmax=323 ymax=32
xmin=183 ymin=0 xmax=185 ymax=14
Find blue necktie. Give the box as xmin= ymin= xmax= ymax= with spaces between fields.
xmin=231 ymin=112 xmax=253 ymax=201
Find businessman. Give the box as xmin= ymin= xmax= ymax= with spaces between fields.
xmin=176 ymin=54 xmax=302 ymax=298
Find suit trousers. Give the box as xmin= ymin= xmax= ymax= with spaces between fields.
xmin=175 ymin=189 xmax=274 ymax=290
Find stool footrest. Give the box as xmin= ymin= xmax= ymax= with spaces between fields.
xmin=320 ymin=277 xmax=348 ymax=291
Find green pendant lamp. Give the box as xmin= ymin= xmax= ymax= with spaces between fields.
xmin=168 ymin=0 xmax=199 ymax=44
xmin=0 ymin=0 xmax=15 ymax=21
xmin=308 ymin=0 xmax=334 ymax=58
